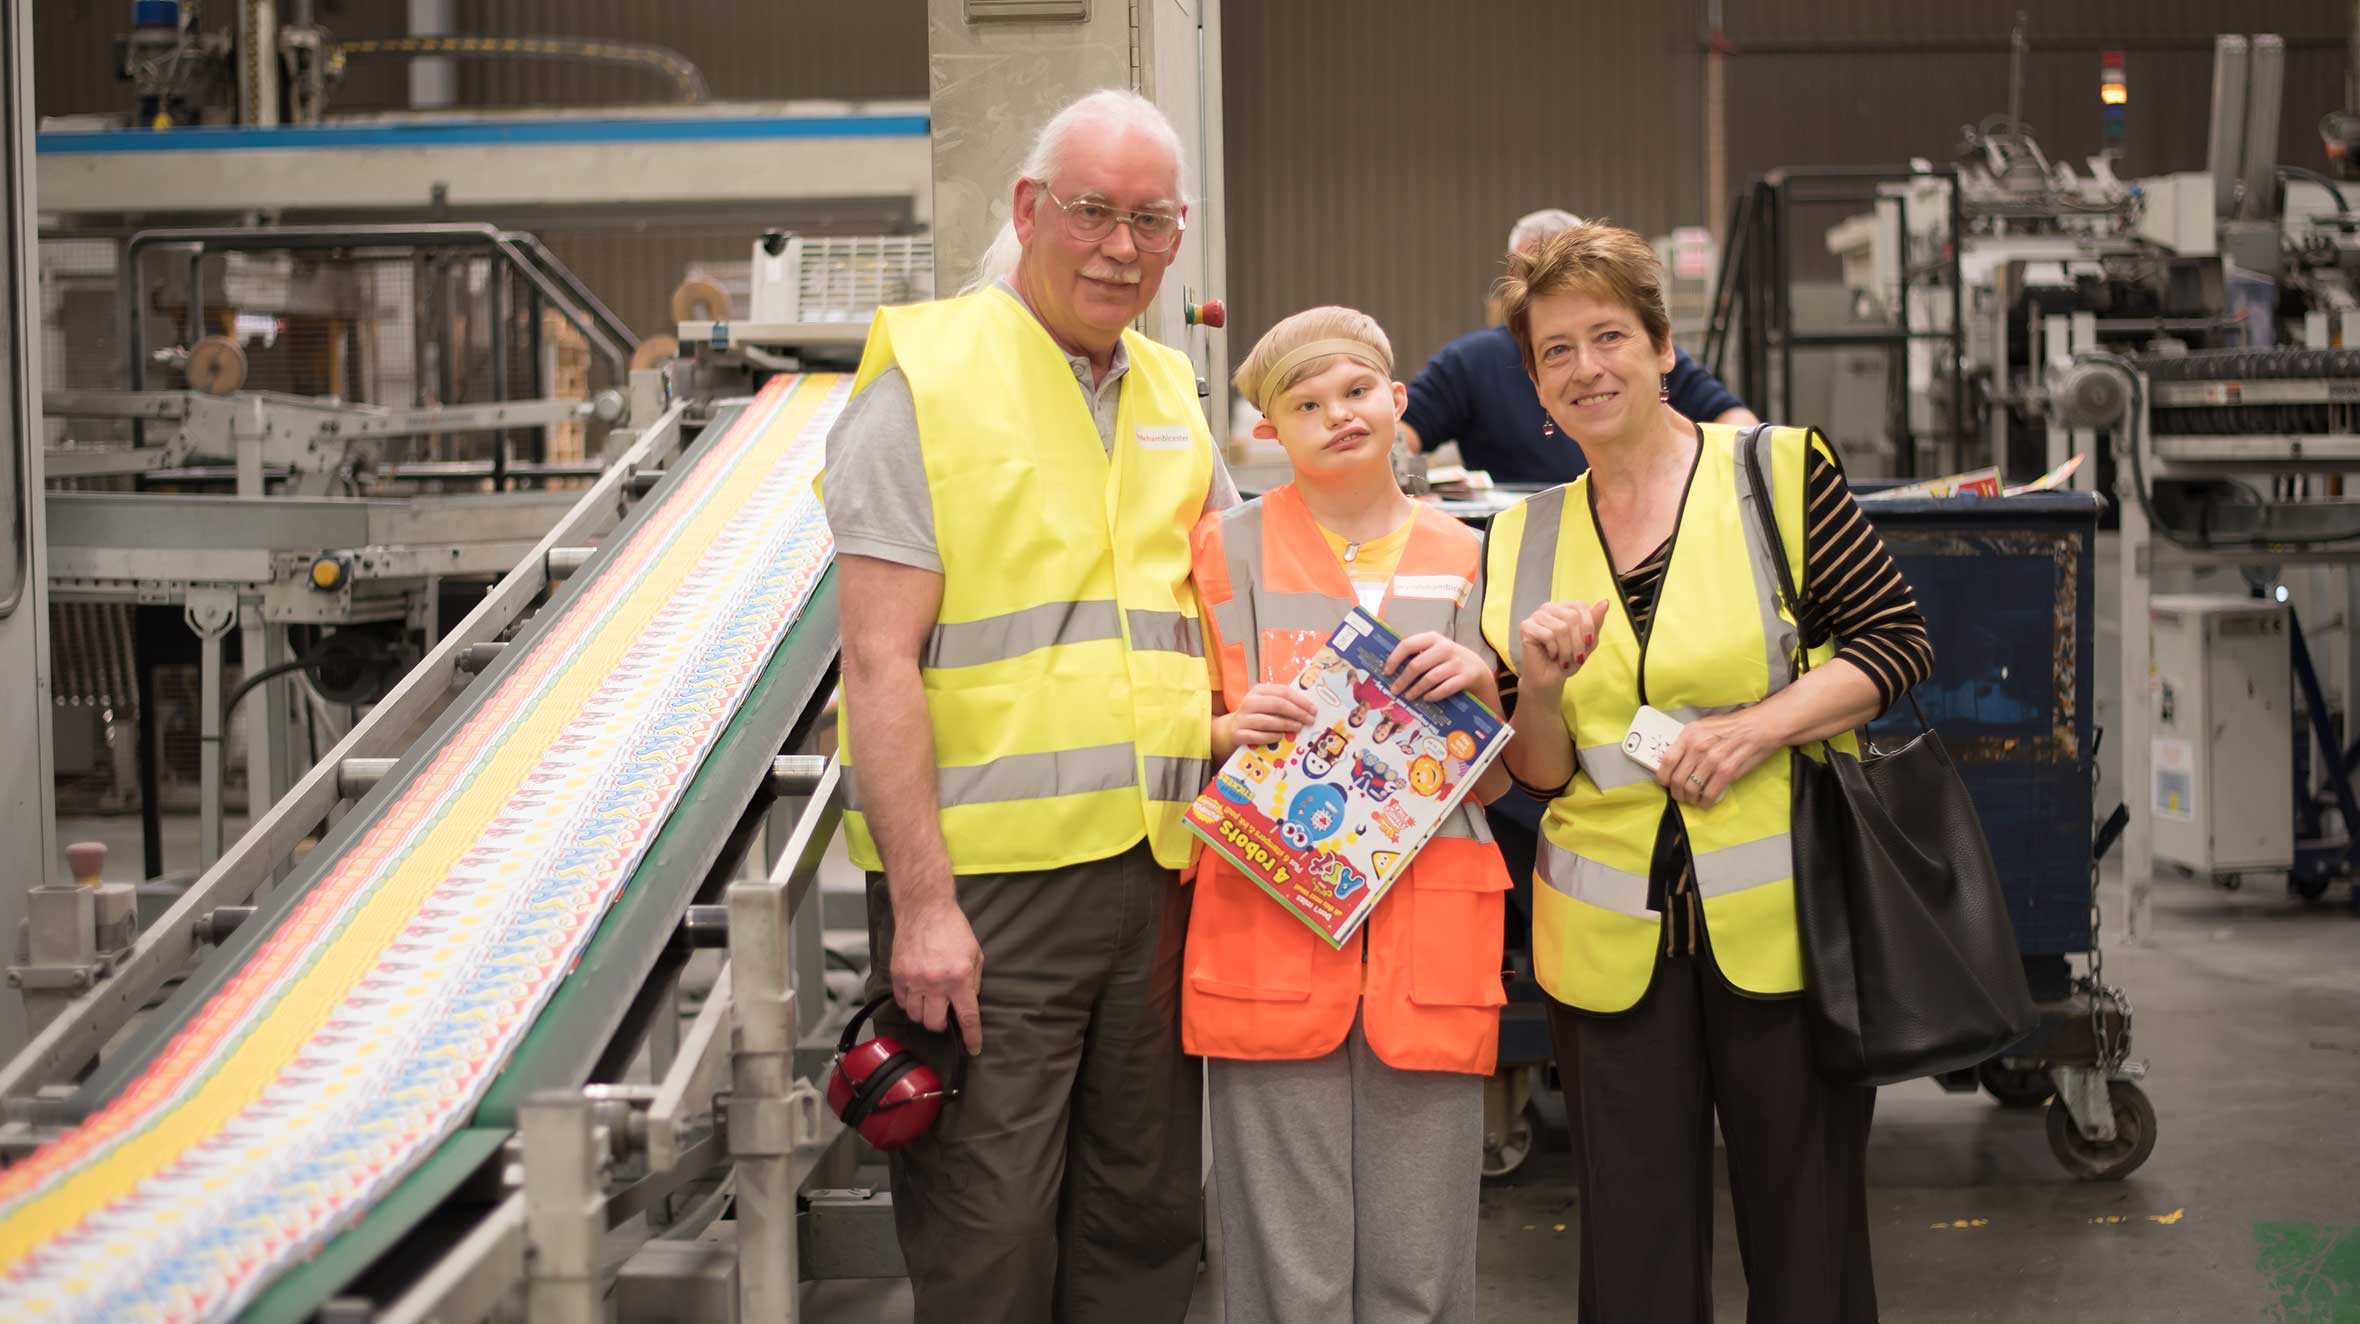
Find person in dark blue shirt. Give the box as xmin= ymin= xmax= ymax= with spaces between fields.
xmin=1401 ymin=210 xmax=1757 ymax=483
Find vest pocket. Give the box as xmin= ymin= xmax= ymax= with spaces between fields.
xmin=1185 ymin=860 xmax=1316 ymax=1001
xmin=1405 ymin=839 xmax=1511 ymax=1008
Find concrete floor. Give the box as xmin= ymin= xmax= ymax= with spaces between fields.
xmin=811 ymin=870 xmax=2360 ymax=1323
xmin=49 ymin=813 xmax=2360 ymax=1320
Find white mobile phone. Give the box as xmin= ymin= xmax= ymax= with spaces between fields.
xmin=1622 ymin=705 xmax=1686 ymax=773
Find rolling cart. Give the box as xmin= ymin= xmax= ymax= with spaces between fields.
xmin=1868 ymin=491 xmax=2155 ymax=1180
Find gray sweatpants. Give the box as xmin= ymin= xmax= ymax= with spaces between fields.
xmin=1207 ymin=1014 xmax=1482 ymax=1324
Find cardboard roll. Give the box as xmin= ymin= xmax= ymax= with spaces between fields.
xmin=186 ymin=335 xmax=247 ymax=396
xmin=631 ymin=335 xmax=680 ymax=372
xmin=671 ymin=276 xmax=730 ymax=324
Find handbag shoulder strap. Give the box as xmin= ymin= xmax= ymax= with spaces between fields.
xmin=1740 ymin=424 xmax=1809 ymax=676
xmin=1744 ymin=425 xmax=1936 ymax=733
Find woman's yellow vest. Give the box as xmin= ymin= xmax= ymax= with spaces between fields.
xmin=835 ymin=287 xmax=1215 ymax=874
xmin=1481 ymin=424 xmax=1856 ymax=1013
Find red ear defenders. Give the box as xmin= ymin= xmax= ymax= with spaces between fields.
xmin=825 ymin=994 xmax=965 ymax=1151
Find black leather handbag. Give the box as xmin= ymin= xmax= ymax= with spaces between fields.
xmin=1744 ymin=431 xmax=2038 ymax=1087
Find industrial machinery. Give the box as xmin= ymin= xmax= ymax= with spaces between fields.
xmin=42 ymin=223 xmax=639 ymax=882
xmin=668 ymin=230 xmax=935 ymax=400
xmin=2 ymin=374 xmax=878 ymax=1321
xmin=1709 ymin=34 xmax=2353 ymax=486
xmin=0 ymin=0 xmax=1240 ymax=1315
xmin=2146 ymin=596 xmax=2295 ymax=881
xmin=1864 ymin=491 xmax=2155 ymax=1181
xmin=1711 ymin=32 xmax=2360 ymax=930
xmin=113 ymin=0 xmax=702 ymax=131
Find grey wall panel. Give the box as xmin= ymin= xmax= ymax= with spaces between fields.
xmin=28 ymin=4 xmax=118 ymax=119
xmin=1719 ymin=0 xmax=2349 ymax=44
xmin=32 ymin=4 xmax=924 ymax=120
xmin=34 ymin=2 xmax=412 ymax=119
xmin=452 ymin=0 xmax=926 ymax=106
xmin=1221 ymin=0 xmax=1701 ymax=387
xmin=1724 ymin=42 xmax=2345 ymax=279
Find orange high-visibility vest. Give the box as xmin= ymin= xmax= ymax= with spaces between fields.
xmin=1184 ymin=484 xmax=1509 ymax=1075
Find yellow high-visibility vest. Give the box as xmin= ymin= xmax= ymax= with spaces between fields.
xmin=1481 ymin=424 xmax=1857 ymax=1012
xmin=834 ymin=287 xmax=1215 ymax=874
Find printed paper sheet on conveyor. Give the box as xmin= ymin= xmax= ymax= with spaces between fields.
xmin=0 ymin=373 xmax=849 ymax=1321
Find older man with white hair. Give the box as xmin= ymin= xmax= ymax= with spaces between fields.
xmin=821 ymin=87 xmax=1235 ymax=1322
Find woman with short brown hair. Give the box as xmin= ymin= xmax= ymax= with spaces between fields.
xmin=1484 ymin=220 xmax=1932 ymax=1322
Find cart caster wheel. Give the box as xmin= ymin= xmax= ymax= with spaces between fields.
xmin=1977 ymin=1061 xmax=2053 ymax=1109
xmin=2291 ymin=873 xmax=2332 ymax=902
xmin=1482 ymin=1102 xmax=1540 ymax=1180
xmin=2046 ymin=1080 xmax=2157 ymax=1181
xmin=2220 ymin=873 xmax=2242 ymax=891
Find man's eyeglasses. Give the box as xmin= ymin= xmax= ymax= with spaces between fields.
xmin=1034 ymin=183 xmax=1185 ymax=252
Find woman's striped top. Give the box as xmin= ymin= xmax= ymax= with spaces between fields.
xmin=1501 ymin=442 xmax=1936 ymax=962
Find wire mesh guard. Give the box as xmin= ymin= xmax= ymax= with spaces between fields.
xmin=794 ymin=235 xmax=934 ymax=323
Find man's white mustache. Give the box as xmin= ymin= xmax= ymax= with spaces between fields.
xmin=1082 ymin=263 xmax=1142 ymax=285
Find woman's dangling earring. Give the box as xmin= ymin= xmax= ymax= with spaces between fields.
xmin=1658 ymin=382 xmax=1671 ymax=404
xmin=1541 ymin=419 xmax=1557 ymax=438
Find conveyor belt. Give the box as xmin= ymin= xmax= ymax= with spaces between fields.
xmin=0 ymin=373 xmax=850 ymax=1321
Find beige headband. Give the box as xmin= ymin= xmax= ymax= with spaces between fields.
xmin=1249 ymin=338 xmax=1390 ymax=412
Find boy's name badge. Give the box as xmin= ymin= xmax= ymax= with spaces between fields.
xmin=1134 ymin=425 xmax=1194 ymax=451
xmin=1391 ymin=574 xmax=1470 ymax=605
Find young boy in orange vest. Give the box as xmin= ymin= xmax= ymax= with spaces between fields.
xmin=1187 ymin=306 xmax=1513 ymax=1323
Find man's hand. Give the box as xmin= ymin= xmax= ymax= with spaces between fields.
xmin=891 ymin=889 xmax=984 ymax=1054
xmin=1230 ymin=682 xmax=1318 ymax=748
xmin=1517 ymin=599 xmax=1611 ymax=691
xmin=1385 ymin=631 xmax=1495 ymax=704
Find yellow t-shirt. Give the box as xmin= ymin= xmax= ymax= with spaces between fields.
xmin=1316 ymin=515 xmax=1414 ymax=615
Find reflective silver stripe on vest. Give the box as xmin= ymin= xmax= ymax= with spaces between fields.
xmin=925 ymin=601 xmax=1201 ymax=667
xmin=1574 ymin=704 xmax=1747 ymax=792
xmin=1435 ymin=799 xmax=1493 ymax=842
xmin=1126 ymin=608 xmax=1204 ymax=658
xmin=1213 ymin=502 xmax=1269 ymax=675
xmin=845 ymin=746 xmax=1207 ymax=811
xmin=1508 ymin=486 xmax=1569 ymax=675
xmin=1210 ymin=594 xmax=1254 ymax=663
xmin=1254 ymin=590 xmax=1349 ymax=637
xmin=1387 ymin=598 xmax=1456 ymax=639
xmin=1691 ymin=832 xmax=1794 ymax=896
xmin=1145 ymin=755 xmax=1214 ymax=803
xmin=925 ymin=599 xmax=1122 ymax=669
xmin=935 ymin=742 xmax=1139 ymax=808
xmin=1536 ymin=837 xmax=1654 ymax=919
xmin=1216 ymin=499 xmax=1357 ymax=680
xmin=1576 ymin=743 xmax=1656 ymax=791
xmin=1733 ymin=434 xmax=1799 ymax=692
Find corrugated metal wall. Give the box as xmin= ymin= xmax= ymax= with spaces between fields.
xmin=1219 ymin=0 xmax=1704 ymax=385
